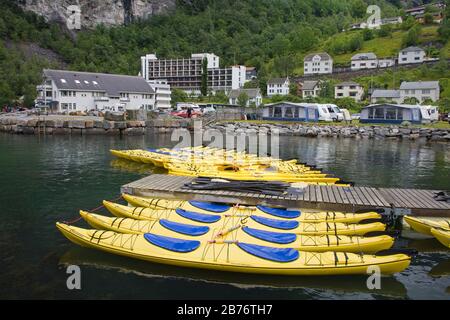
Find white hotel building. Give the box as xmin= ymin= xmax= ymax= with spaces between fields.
xmin=36 ymin=69 xmax=155 ymax=112
xmin=141 ymin=53 xmax=246 ymax=95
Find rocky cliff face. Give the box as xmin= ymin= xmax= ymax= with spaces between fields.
xmin=19 ymin=0 xmax=176 ymax=29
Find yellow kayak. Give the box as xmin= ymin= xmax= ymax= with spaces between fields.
xmin=56 ymin=223 xmax=410 ymax=276
xmin=121 ymin=194 xmax=381 ymax=224
xmin=403 ymin=216 xmax=450 ymax=236
xmin=430 ymin=228 xmax=450 ymax=248
xmin=103 ymin=201 xmax=386 ymax=236
xmin=80 ymin=211 xmax=393 ymax=253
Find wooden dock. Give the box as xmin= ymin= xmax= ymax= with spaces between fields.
xmin=121 ymin=174 xmax=450 ymax=217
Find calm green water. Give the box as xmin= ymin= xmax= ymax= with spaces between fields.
xmin=0 ymin=133 xmax=449 ymax=299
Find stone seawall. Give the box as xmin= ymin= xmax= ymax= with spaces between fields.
xmin=0 ymin=115 xmax=146 ymax=135
xmin=207 ymin=122 xmax=450 ymax=142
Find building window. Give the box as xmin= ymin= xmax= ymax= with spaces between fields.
xmin=422 ymin=89 xmax=430 ymax=94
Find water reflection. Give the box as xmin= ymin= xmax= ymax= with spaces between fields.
xmin=59 ymin=247 xmax=407 ymax=299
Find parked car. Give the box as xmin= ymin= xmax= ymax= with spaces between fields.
xmin=170 ymin=109 xmax=202 ymax=118
xmin=351 ymin=113 xmax=361 ymax=120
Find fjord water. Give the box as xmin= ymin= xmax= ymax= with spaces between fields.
xmin=0 ymin=133 xmax=449 ymax=299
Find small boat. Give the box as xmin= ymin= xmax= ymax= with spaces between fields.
xmin=103 ymin=201 xmax=386 ymax=236
xmin=80 ymin=211 xmax=394 ymax=253
xmin=431 ymin=228 xmax=450 ymax=248
xmin=121 ymin=194 xmax=381 ymax=224
xmin=56 ymin=223 xmax=410 ymax=276
xmin=403 ymin=216 xmax=450 ymax=236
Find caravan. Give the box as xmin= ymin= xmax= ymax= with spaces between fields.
xmin=421 ymin=105 xmax=439 ymax=122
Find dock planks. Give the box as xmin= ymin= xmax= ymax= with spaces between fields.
xmin=121 ymin=174 xmax=450 ymax=217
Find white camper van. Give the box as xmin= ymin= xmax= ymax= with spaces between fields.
xmin=324 ymin=104 xmax=344 ymax=121
xmin=422 ymin=105 xmax=439 ymax=122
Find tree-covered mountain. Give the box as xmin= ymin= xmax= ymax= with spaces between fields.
xmin=0 ymin=0 xmax=448 ymax=107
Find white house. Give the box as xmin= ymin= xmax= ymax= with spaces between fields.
xmin=304 ymin=53 xmax=333 ymax=75
xmin=351 ymin=53 xmax=378 ymax=70
xmin=398 ymin=46 xmax=426 ymax=65
xmin=370 ymin=89 xmax=402 ymax=104
xmin=378 ymin=58 xmax=396 ymax=68
xmin=228 ymin=88 xmax=262 ymax=107
xmin=147 ymin=79 xmax=171 ymax=110
xmin=35 ymin=69 xmax=155 ymax=112
xmin=400 ymin=81 xmax=440 ymax=102
xmin=301 ymin=81 xmax=322 ymax=99
xmin=267 ymin=77 xmax=290 ymax=97
xmin=334 ymin=82 xmax=365 ymax=101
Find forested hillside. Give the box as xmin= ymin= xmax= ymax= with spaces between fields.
xmin=0 ymin=0 xmax=448 ymax=107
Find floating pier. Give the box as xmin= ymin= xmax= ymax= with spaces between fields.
xmin=121 ymin=174 xmax=450 ymax=217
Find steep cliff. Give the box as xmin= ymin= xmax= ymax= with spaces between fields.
xmin=19 ymin=0 xmax=176 ymax=28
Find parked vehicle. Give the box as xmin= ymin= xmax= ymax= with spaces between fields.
xmin=170 ymin=109 xmax=202 ymax=118
xmin=324 ymin=104 xmax=344 ymax=121
xmin=351 ymin=113 xmax=361 ymax=120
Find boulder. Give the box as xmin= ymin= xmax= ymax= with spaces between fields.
xmin=105 ymin=128 xmax=120 ymax=135
xmin=53 ymin=128 xmax=71 ymax=135
xmin=114 ymin=121 xmax=127 ymax=129
xmin=104 ymin=111 xmax=125 ymax=121
xmin=124 ymin=127 xmax=145 ymax=135
xmin=93 ymin=120 xmax=104 ymax=128
xmin=103 ymin=121 xmax=114 ymax=130
xmin=68 ymin=120 xmax=86 ymax=129
xmin=27 ymin=119 xmax=38 ymax=127
xmin=22 ymin=127 xmax=35 ymax=135
xmin=85 ymin=120 xmax=94 ymax=128
xmin=84 ymin=128 xmax=106 ymax=135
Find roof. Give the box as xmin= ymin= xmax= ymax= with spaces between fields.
xmin=371 ymin=89 xmax=401 ymax=98
xmin=351 ymin=52 xmax=377 ymax=60
xmin=400 ymin=81 xmax=439 ymax=90
xmin=335 ymin=81 xmax=361 ymax=87
xmin=363 ymin=103 xmax=421 ymax=109
xmin=400 ymin=46 xmax=425 ymax=53
xmin=302 ymin=81 xmax=320 ymax=91
xmin=265 ymin=102 xmax=303 ymax=107
xmin=304 ymin=52 xmax=332 ymax=62
xmin=267 ymin=77 xmax=289 ymax=85
xmin=228 ymin=88 xmax=261 ymax=99
xmin=43 ymin=69 xmax=155 ymax=96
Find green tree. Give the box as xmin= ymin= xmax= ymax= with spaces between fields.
xmin=171 ymin=88 xmax=188 ymax=108
xmin=424 ymin=13 xmax=434 ymax=25
xmin=201 ymin=57 xmax=208 ymax=96
xmin=362 ymin=28 xmax=374 ymax=41
xmin=403 ymin=97 xmax=419 ymax=104
xmin=377 ymin=24 xmax=392 ymax=38
xmin=318 ymin=81 xmax=334 ymax=99
xmin=289 ymin=82 xmax=298 ymax=96
xmin=402 ymin=25 xmax=420 ymax=47
xmin=237 ymin=92 xmax=249 ymax=107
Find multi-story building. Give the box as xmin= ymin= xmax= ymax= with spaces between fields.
xmin=400 ymin=81 xmax=440 ymax=102
xmin=398 ymin=46 xmax=426 ymax=65
xmin=334 ymin=82 xmax=365 ymax=101
xmin=147 ymin=79 xmax=172 ymax=110
xmin=378 ymin=58 xmax=396 ymax=68
xmin=140 ymin=53 xmax=246 ymax=95
xmin=351 ymin=53 xmax=378 ymax=70
xmin=35 ymin=69 xmax=155 ymax=112
xmin=303 ymin=53 xmax=333 ymax=75
xmin=267 ymin=77 xmax=290 ymax=97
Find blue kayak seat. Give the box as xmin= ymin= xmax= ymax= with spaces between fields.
xmin=242 ymin=226 xmax=297 ymax=244
xmin=188 ymin=201 xmax=230 ymax=213
xmin=144 ymin=233 xmax=200 ymax=253
xmin=159 ymin=219 xmax=210 ymax=236
xmin=256 ymin=205 xmax=301 ymax=219
xmin=251 ymin=215 xmax=299 ymax=230
xmin=175 ymin=208 xmax=221 ymax=223
xmin=237 ymin=242 xmax=299 ymax=263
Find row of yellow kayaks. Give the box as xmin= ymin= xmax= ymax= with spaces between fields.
xmin=109 ymin=147 xmax=349 ymax=186
xmin=404 ymin=216 xmax=450 ymax=248
xmin=57 ymin=195 xmax=412 ymax=275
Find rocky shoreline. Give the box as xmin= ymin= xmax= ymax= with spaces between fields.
xmin=206 ymin=122 xmax=450 ymax=142
xmin=0 ymin=114 xmax=146 ymax=135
